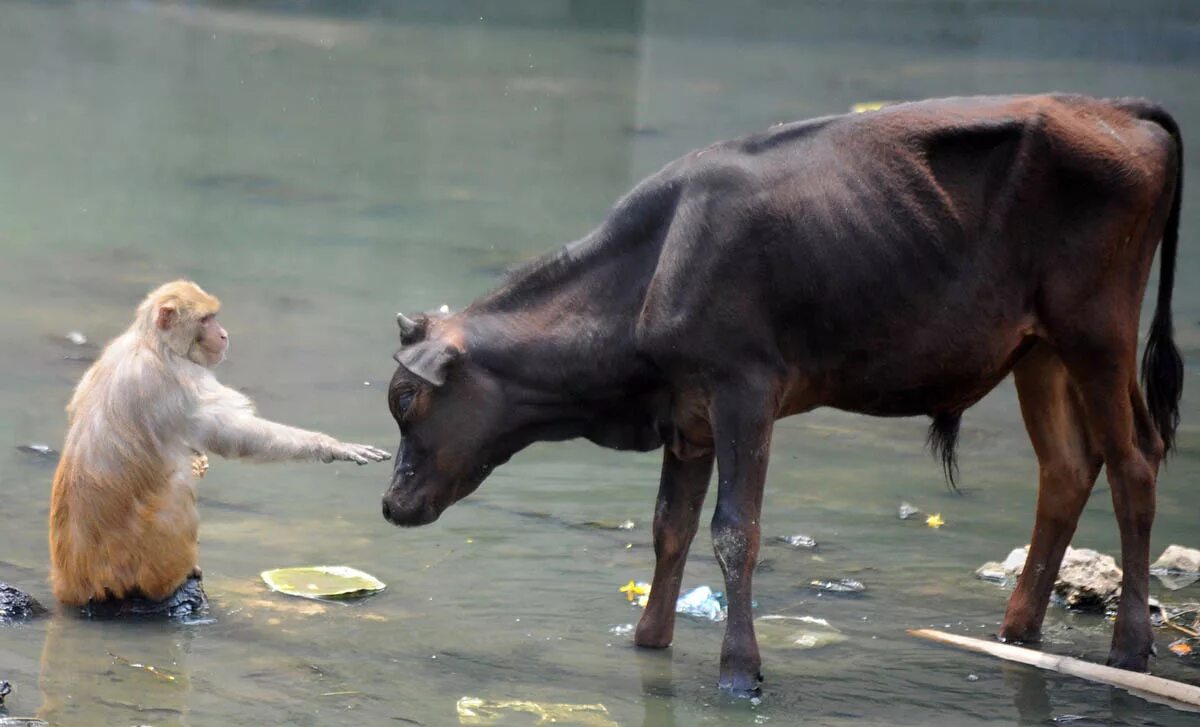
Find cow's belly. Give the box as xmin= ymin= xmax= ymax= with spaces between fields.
xmin=798 ymin=323 xmax=1038 ymax=418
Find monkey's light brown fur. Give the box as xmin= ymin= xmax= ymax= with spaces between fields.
xmin=49 ymin=280 xmax=389 ymax=606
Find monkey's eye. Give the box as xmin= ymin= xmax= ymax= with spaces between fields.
xmin=200 ymin=314 xmax=215 ymax=325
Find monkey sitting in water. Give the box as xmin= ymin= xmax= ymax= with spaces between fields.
xmin=49 ymin=280 xmax=390 ymax=617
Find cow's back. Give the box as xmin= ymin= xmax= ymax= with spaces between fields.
xmin=635 ymin=94 xmax=1178 ymax=416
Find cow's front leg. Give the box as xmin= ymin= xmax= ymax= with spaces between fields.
xmin=636 ymin=448 xmax=713 ymax=648
xmin=711 ymin=381 xmax=776 ymax=697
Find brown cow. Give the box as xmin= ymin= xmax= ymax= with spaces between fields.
xmin=383 ymin=94 xmax=1183 ymax=696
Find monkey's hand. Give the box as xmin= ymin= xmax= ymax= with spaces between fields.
xmin=191 ymin=452 xmax=210 ymax=478
xmin=324 ymin=442 xmax=392 ymax=465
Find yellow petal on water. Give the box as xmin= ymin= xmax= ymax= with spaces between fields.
xmin=1169 ymin=640 xmax=1193 ymax=656
xmin=260 ymin=566 xmax=386 ymax=600
xmin=926 ymin=513 xmax=945 ymax=529
xmin=619 ymin=580 xmax=651 ymax=604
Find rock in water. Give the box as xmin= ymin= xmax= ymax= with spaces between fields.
xmin=80 ymin=575 xmax=206 ymax=620
xmin=975 ymin=546 xmax=1121 ymax=611
xmin=1054 ymin=548 xmax=1122 ymax=610
xmin=1152 ymin=545 xmax=1200 ymax=574
xmin=0 ymin=584 xmax=46 ymax=622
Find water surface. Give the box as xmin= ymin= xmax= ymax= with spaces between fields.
xmin=1 ymin=2 xmax=1199 ymax=725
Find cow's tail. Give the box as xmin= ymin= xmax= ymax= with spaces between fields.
xmin=1118 ymin=99 xmax=1184 ymax=454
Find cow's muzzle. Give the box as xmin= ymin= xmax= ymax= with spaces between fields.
xmin=381 ymin=492 xmax=441 ymax=526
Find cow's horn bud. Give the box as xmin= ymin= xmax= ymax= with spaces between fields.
xmin=397 ymin=313 xmax=420 ymax=337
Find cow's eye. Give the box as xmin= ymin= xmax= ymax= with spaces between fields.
xmin=395 ymin=392 xmax=415 ymax=415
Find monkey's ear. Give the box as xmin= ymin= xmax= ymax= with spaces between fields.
xmin=156 ymin=306 xmax=177 ymax=331
xmin=394 ymin=341 xmax=461 ymax=387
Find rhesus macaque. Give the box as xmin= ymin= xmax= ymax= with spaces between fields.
xmin=49 ymin=280 xmax=390 ymax=610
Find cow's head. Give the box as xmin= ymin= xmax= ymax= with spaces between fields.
xmin=382 ymin=310 xmax=518 ymax=526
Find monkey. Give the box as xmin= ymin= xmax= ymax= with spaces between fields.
xmin=48 ymin=280 xmax=390 ymax=612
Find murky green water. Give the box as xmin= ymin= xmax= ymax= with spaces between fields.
xmin=2 ymin=2 xmax=1199 ymax=725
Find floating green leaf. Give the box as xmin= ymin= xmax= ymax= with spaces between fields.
xmin=260 ymin=566 xmax=385 ymax=600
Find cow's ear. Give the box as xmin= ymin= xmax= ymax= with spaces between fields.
xmin=394 ymin=340 xmax=462 ymax=387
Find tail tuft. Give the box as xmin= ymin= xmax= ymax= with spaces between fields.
xmin=927 ymin=412 xmax=961 ymax=490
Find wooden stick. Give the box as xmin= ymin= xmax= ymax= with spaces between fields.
xmin=909 ymin=628 xmax=1200 ymax=709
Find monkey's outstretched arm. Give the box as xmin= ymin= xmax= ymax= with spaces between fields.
xmin=194 ymin=383 xmax=390 ymax=465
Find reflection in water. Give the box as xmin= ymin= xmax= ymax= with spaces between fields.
xmin=38 ymin=612 xmax=195 ymax=727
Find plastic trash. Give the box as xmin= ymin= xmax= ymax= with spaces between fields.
xmin=456 ymin=696 xmax=617 ymax=726
xmin=756 ymin=615 xmax=847 ymax=650
xmin=898 ymin=502 xmax=920 ymax=520
xmin=676 ymin=586 xmax=726 ymax=622
xmin=261 ymin=566 xmax=385 ymax=600
xmin=925 ymin=513 xmax=945 ymax=529
xmin=777 ymin=534 xmax=817 ymax=549
xmin=0 ymin=680 xmax=9 ymax=705
xmin=809 ymin=578 xmax=866 ymax=595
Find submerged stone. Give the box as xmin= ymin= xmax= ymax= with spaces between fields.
xmin=0 ymin=583 xmax=45 ymax=622
xmin=81 ymin=575 xmax=206 ymax=620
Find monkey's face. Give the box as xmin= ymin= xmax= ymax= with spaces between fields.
xmin=193 ymin=314 xmax=229 ymax=367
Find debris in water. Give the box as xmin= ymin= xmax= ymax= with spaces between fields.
xmin=583 ymin=519 xmax=635 ymax=531
xmin=1168 ymin=639 xmax=1194 ymax=657
xmin=898 ymin=501 xmax=921 ymax=520
xmin=776 ymin=534 xmax=817 ymax=549
xmin=108 ymin=652 xmax=179 ymax=683
xmin=925 ymin=513 xmax=945 ymax=529
xmin=608 ymin=623 xmax=634 ymax=636
xmin=0 ymin=718 xmax=49 ymax=727
xmin=966 ymin=674 xmax=979 ymax=682
xmin=0 ymin=680 xmax=9 ymax=704
xmin=16 ymin=444 xmax=58 ymax=461
xmin=676 ymin=586 xmax=726 ymax=622
xmin=261 ymin=566 xmax=385 ymax=600
xmin=756 ymin=615 xmax=846 ymax=650
xmin=1152 ymin=545 xmax=1200 ymax=590
xmin=456 ymin=696 xmax=617 ymax=726
xmin=619 ymin=580 xmax=651 ymax=608
xmin=809 ymin=578 xmax=866 ymax=595
xmin=65 ymin=331 xmax=88 ymax=346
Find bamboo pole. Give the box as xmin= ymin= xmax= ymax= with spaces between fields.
xmin=909 ymin=628 xmax=1200 ymax=709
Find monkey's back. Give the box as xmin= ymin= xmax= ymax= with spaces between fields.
xmin=49 ymin=333 xmax=200 ymax=605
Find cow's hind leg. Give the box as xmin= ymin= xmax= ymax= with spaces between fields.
xmin=709 ymin=378 xmax=776 ymax=697
xmin=1000 ymin=343 xmax=1102 ymax=643
xmin=1063 ymin=342 xmax=1163 ymax=671
xmin=636 ymin=448 xmax=713 ymax=648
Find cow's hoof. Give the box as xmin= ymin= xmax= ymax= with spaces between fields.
xmin=996 ymin=628 xmax=1040 ymax=645
xmin=717 ymin=672 xmax=763 ymax=699
xmin=1106 ymin=650 xmax=1150 ymax=673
